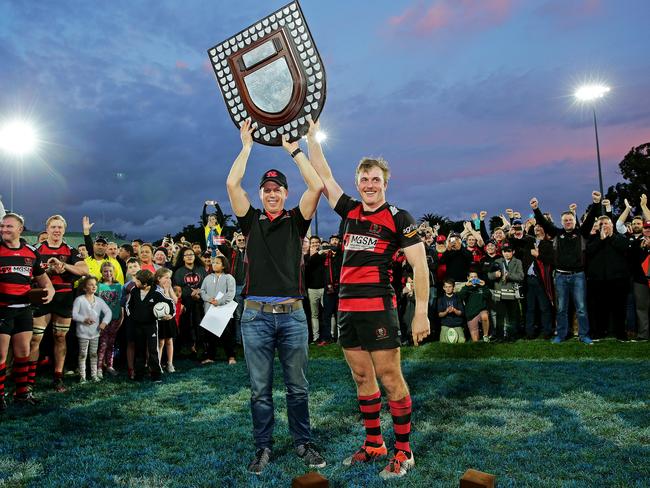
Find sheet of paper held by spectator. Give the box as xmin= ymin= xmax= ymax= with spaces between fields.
xmin=200 ymin=301 xmax=238 ymax=337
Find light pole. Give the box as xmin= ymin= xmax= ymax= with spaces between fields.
xmin=574 ymin=84 xmax=610 ymax=198
xmin=0 ymin=120 xmax=39 ymax=211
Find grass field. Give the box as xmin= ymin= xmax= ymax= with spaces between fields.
xmin=1 ymin=340 xmax=649 ymax=487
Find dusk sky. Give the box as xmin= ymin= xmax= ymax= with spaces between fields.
xmin=1 ymin=0 xmax=649 ymax=240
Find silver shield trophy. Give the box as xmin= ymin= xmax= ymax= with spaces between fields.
xmin=207 ymin=1 xmax=326 ymax=146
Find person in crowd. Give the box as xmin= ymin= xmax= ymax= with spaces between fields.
xmin=173 ymin=245 xmax=207 ymax=360
xmin=226 ymin=118 xmax=325 ymax=474
xmin=106 ymin=242 xmax=119 ymax=259
xmin=138 ymin=243 xmax=159 ymax=273
xmin=77 ymin=244 xmax=89 ymax=259
xmin=201 ymin=251 xmax=213 ymax=273
xmin=153 ymin=247 xmax=170 ymax=270
xmin=437 ymin=279 xmax=466 ymax=343
xmin=97 ymin=262 xmax=123 ymax=377
xmin=521 ymin=224 xmax=554 ymax=339
xmin=320 ymin=239 xmax=343 ymax=345
xmin=439 ymin=232 xmax=473 ymax=291
xmin=203 ymin=200 xmax=226 ymax=257
xmin=131 ymin=239 xmax=143 ymax=258
xmin=488 ymin=242 xmax=524 ymax=341
xmin=118 ymin=244 xmax=134 ymax=275
xmin=200 ymin=255 xmax=237 ymax=365
xmin=531 ymin=193 xmax=601 ymax=344
xmin=586 ymin=216 xmax=631 ymax=340
xmin=305 ymin=235 xmax=326 ymax=343
xmin=459 ymin=270 xmax=490 ymax=342
xmin=123 ymin=260 xmax=141 ymax=379
xmin=154 ymin=268 xmax=178 ymax=372
xmin=72 ymin=276 xmax=111 ymax=383
xmin=32 ymin=214 xmax=89 ymax=393
xmin=305 ymin=118 xmax=429 ymax=480
xmin=191 ymin=242 xmax=203 ymax=256
xmin=82 ymin=216 xmax=125 ymax=285
xmin=125 ymin=269 xmax=171 ymax=382
xmin=0 ymin=213 xmax=55 ymax=410
xmin=226 ymin=232 xmax=246 ymax=345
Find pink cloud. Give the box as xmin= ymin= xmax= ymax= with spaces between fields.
xmin=386 ymin=0 xmax=516 ymax=38
xmin=175 ymin=60 xmax=188 ymax=70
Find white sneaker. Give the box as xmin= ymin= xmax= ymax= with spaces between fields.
xmin=106 ymin=367 xmax=118 ymax=376
xmin=378 ymin=451 xmax=415 ymax=480
xmin=166 ymin=364 xmax=175 ymax=373
xmin=96 ymin=370 xmax=103 ymax=380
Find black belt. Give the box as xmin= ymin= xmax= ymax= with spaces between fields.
xmin=244 ymin=300 xmax=303 ymax=314
xmin=556 ymin=269 xmax=581 ymax=275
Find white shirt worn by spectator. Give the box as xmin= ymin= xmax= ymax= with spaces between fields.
xmin=72 ymin=294 xmax=112 ymax=339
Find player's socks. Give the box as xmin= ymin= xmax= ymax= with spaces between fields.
xmin=389 ymin=395 xmax=412 ymax=455
xmin=359 ymin=390 xmax=384 ymax=448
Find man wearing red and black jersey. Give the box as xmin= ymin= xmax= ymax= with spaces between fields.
xmin=305 ymin=119 xmax=430 ymax=480
xmin=32 ymin=215 xmax=88 ymax=392
xmin=0 ymin=213 xmax=55 ymax=411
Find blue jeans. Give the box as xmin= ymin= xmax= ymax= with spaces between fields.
xmin=233 ymin=285 xmax=244 ymax=344
xmin=525 ymin=275 xmax=552 ymax=337
xmin=241 ymin=306 xmax=311 ymax=449
xmin=555 ymin=272 xmax=590 ymax=339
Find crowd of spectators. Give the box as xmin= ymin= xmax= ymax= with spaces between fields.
xmin=1 ymin=189 xmax=649 ymax=397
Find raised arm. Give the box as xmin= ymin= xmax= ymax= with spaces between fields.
xmin=82 ymin=216 xmax=95 ymax=258
xmin=641 ymin=194 xmax=650 ymax=221
xmin=226 ymin=119 xmax=254 ymax=218
xmin=530 ymin=198 xmax=559 ymax=237
xmin=281 ymin=135 xmax=323 ymax=220
xmin=305 ymin=118 xmax=344 ymax=209
xmin=403 ymin=242 xmax=431 ymax=346
xmin=617 ymin=199 xmax=632 ymax=234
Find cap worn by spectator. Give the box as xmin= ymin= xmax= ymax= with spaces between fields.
xmin=95 ymin=236 xmax=107 ymax=244
xmin=436 ymin=235 xmax=447 ymax=243
xmin=502 ymin=243 xmax=513 ymax=252
xmin=155 ymin=247 xmax=167 ymax=255
xmin=260 ymin=169 xmax=288 ymax=189
xmin=512 ymin=219 xmax=523 ymax=226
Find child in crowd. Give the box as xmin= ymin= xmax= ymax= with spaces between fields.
xmin=437 ymin=279 xmax=466 ymax=343
xmin=488 ymin=242 xmax=524 ymax=341
xmin=203 ymin=200 xmax=226 ymax=257
xmin=155 ymin=268 xmax=178 ymax=373
xmin=200 ymin=255 xmax=237 ymax=364
xmin=125 ymin=269 xmax=171 ymax=382
xmin=123 ymin=258 xmax=141 ymax=378
xmin=97 ymin=262 xmax=123 ymax=377
xmin=72 ymin=276 xmax=112 ymax=383
xmin=459 ymin=270 xmax=491 ymax=342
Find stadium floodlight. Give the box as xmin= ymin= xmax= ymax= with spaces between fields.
xmin=574 ymin=84 xmax=610 ymax=102
xmin=0 ymin=120 xmax=38 ymax=156
xmin=573 ymin=83 xmax=611 ymax=200
xmin=0 ymin=119 xmax=40 ymax=210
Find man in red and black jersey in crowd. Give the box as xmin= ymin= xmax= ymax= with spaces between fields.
xmin=305 ymin=119 xmax=430 ymax=480
xmin=33 ymin=215 xmax=88 ymax=393
xmin=0 ymin=213 xmax=55 ymax=411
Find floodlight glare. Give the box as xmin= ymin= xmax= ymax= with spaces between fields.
xmin=0 ymin=120 xmax=38 ymax=156
xmin=574 ymin=84 xmax=610 ymax=102
xmin=315 ymin=131 xmax=327 ymax=143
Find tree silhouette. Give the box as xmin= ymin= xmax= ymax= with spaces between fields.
xmin=605 ymin=142 xmax=650 ymax=214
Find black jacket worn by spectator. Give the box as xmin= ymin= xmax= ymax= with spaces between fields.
xmin=304 ymin=252 xmax=326 ymax=289
xmin=585 ymin=233 xmax=630 ymax=281
xmin=533 ymin=205 xmax=599 ymax=272
xmin=439 ymin=248 xmax=473 ymax=282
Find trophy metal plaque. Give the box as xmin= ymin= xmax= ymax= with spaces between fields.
xmin=207 ymin=1 xmax=326 ymax=146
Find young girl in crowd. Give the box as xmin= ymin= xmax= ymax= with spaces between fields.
xmin=155 ymin=268 xmax=178 ymax=373
xmin=138 ymin=244 xmax=159 ymax=273
xmin=125 ymin=269 xmax=172 ymax=381
xmin=97 ymin=262 xmax=123 ymax=377
xmin=200 ymin=255 xmax=237 ymax=364
xmin=72 ymin=276 xmax=112 ymax=383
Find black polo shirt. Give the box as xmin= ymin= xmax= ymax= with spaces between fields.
xmin=238 ymin=205 xmax=310 ymax=298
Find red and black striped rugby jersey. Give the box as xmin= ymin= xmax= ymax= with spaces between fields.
xmin=334 ymin=194 xmax=420 ymax=312
xmin=36 ymin=242 xmax=82 ymax=293
xmin=0 ymin=240 xmax=46 ymax=306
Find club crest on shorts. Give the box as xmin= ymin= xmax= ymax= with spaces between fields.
xmin=375 ymin=327 xmax=388 ymax=340
xmin=207 ymin=1 xmax=326 ymax=146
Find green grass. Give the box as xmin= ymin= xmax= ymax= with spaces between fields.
xmin=1 ymin=341 xmax=649 ymax=487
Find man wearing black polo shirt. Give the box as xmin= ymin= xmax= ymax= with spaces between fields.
xmin=0 ymin=213 xmax=55 ymax=411
xmin=226 ymin=118 xmax=325 ymax=475
xmin=305 ymin=119 xmax=430 ymax=480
